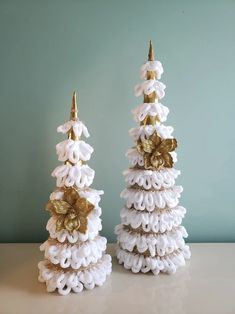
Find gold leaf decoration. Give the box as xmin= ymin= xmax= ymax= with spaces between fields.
xmin=137 ymin=131 xmax=177 ymax=170
xmin=46 ymin=187 xmax=94 ymax=234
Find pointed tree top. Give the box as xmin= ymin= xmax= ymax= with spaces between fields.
xmin=70 ymin=91 xmax=78 ymax=120
xmin=144 ymin=40 xmax=157 ymax=104
xmin=148 ymin=40 xmax=154 ymax=61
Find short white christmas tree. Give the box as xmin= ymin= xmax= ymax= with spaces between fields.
xmin=115 ymin=41 xmax=191 ymax=274
xmin=38 ymin=92 xmax=112 ymax=295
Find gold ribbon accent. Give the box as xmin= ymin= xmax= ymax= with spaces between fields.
xmin=136 ymin=131 xmax=177 ymax=170
xmin=46 ymin=187 xmax=94 ymax=234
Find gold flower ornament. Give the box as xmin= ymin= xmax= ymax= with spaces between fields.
xmin=46 ymin=187 xmax=94 ymax=234
xmin=137 ymin=131 xmax=177 ymax=170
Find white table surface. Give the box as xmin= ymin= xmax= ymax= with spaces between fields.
xmin=0 ymin=243 xmax=235 ymax=314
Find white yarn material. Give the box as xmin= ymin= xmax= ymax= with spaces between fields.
xmin=40 ymin=236 xmax=107 ymax=269
xmin=134 ymin=80 xmax=166 ymax=99
xmin=39 ymin=116 xmax=111 ymax=295
xmin=132 ymin=102 xmax=169 ymax=123
xmin=38 ymin=254 xmax=112 ymax=295
xmin=126 ymin=148 xmax=177 ymax=167
xmin=116 ymin=245 xmax=190 ymax=275
xmin=129 ymin=124 xmax=174 ymax=141
xmin=115 ymin=224 xmax=188 ymax=257
xmin=120 ymin=206 xmax=186 ymax=233
xmin=115 ymin=58 xmax=190 ymax=275
xmin=121 ymin=186 xmax=183 ymax=211
xmin=123 ymin=168 xmax=180 ymax=190
xmin=140 ymin=60 xmax=164 ymax=80
xmin=56 ymin=139 xmax=93 ymax=163
xmin=126 ymin=148 xmax=145 ymax=167
xmin=52 ymin=164 xmax=95 ymax=188
xmin=115 ymin=224 xmax=187 ymax=257
xmin=79 ymin=189 xmax=104 ymax=209
xmin=57 ymin=119 xmax=90 ymax=138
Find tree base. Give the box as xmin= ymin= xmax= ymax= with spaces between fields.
xmin=116 ymin=246 xmax=190 ymax=275
xmin=38 ymin=254 xmax=112 ymax=295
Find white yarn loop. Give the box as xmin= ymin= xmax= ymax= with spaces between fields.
xmin=134 ymin=80 xmax=166 ymax=99
xmin=140 ymin=60 xmax=164 ymax=80
xmin=38 ymin=254 xmax=112 ymax=295
xmin=132 ymin=102 xmax=169 ymax=123
xmin=52 ymin=164 xmax=95 ymax=188
xmin=57 ymin=119 xmax=90 ymax=138
xmin=123 ymin=168 xmax=180 ymax=190
xmin=56 ymin=139 xmax=94 ymax=163
xmin=115 ymin=225 xmax=188 ymax=257
xmin=129 ymin=124 xmax=174 ymax=141
xmin=116 ymin=245 xmax=190 ymax=275
xmin=40 ymin=236 xmax=108 ymax=269
xmin=120 ymin=206 xmax=186 ymax=233
xmin=120 ymin=186 xmax=183 ymax=211
xmin=126 ymin=148 xmax=145 ymax=167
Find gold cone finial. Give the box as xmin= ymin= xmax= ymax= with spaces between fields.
xmin=70 ymin=91 xmax=78 ymax=121
xmin=68 ymin=91 xmax=79 ymax=142
xmin=144 ymin=40 xmax=156 ymax=101
xmin=148 ymin=40 xmax=154 ymax=61
xmin=141 ymin=40 xmax=159 ymax=125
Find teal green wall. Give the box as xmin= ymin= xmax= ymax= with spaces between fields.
xmin=1 ymin=0 xmax=235 ymax=243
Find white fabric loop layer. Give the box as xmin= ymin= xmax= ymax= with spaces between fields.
xmin=40 ymin=236 xmax=107 ymax=269
xmin=116 ymin=246 xmax=190 ymax=275
xmin=126 ymin=148 xmax=145 ymax=167
xmin=135 ymin=80 xmax=166 ymax=99
xmin=52 ymin=164 xmax=95 ymax=188
xmin=38 ymin=254 xmax=112 ymax=295
xmin=120 ymin=206 xmax=186 ymax=233
xmin=78 ymin=189 xmax=104 ymax=208
xmin=129 ymin=124 xmax=174 ymax=142
xmin=126 ymin=148 xmax=177 ymax=167
xmin=115 ymin=225 xmax=188 ymax=257
xmin=57 ymin=119 xmax=89 ymax=138
xmin=132 ymin=102 xmax=169 ymax=123
xmin=140 ymin=61 xmax=164 ymax=80
xmin=123 ymin=168 xmax=180 ymax=190
xmin=121 ymin=186 xmax=183 ymax=211
xmin=56 ymin=139 xmax=93 ymax=163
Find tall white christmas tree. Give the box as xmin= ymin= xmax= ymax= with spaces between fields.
xmin=115 ymin=41 xmax=191 ymax=274
xmin=38 ymin=92 xmax=112 ymax=295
